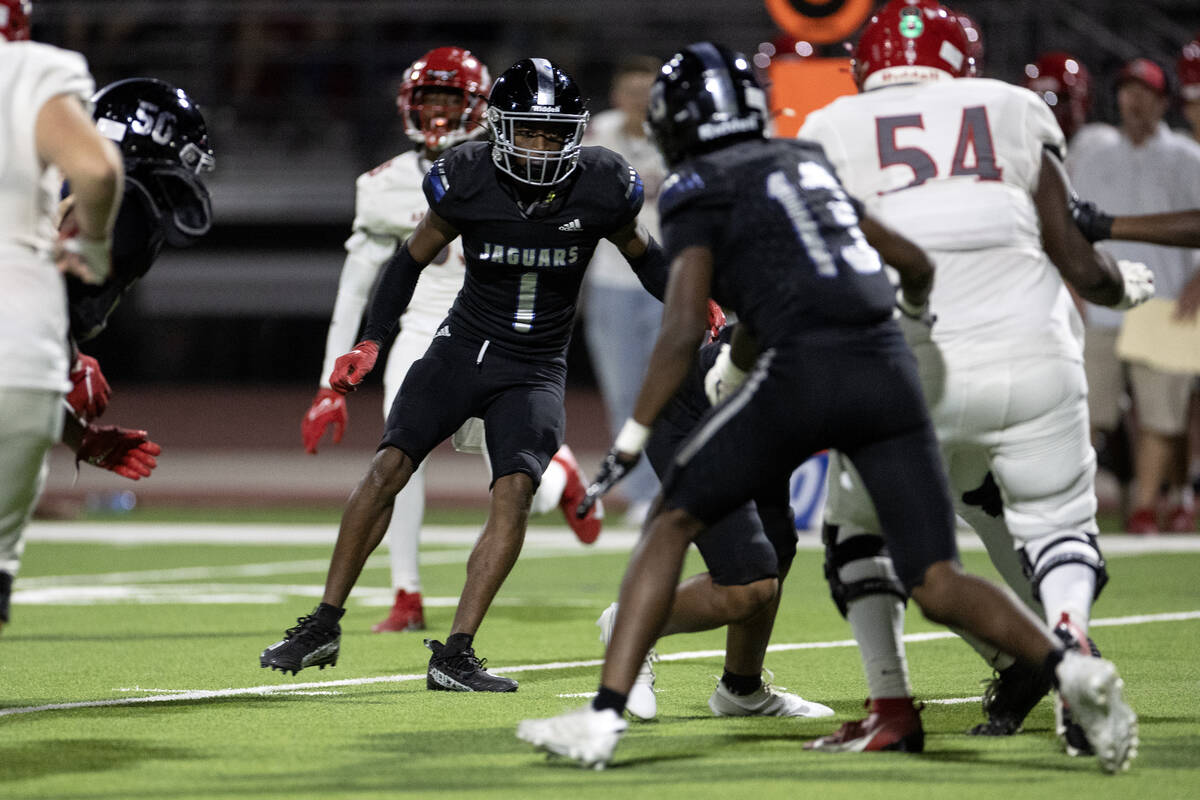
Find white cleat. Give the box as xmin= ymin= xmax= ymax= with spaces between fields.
xmin=708 ymin=677 xmax=835 ymax=718
xmin=517 ymin=705 xmax=627 ymax=770
xmin=596 ymin=602 xmax=658 ymax=720
xmin=1055 ymin=650 xmax=1139 ymax=774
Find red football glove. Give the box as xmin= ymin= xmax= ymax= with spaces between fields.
xmin=329 ymin=340 xmax=379 ymax=393
xmin=302 ymin=388 xmax=348 ymax=454
xmin=75 ymin=424 xmax=161 ymax=480
xmin=705 ymin=299 xmax=727 ymax=344
xmin=66 ymin=353 xmax=111 ymax=421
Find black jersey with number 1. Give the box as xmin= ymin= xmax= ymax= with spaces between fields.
xmin=424 ymin=141 xmax=643 ymax=358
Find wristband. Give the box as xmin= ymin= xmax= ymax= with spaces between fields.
xmin=614 ymin=418 xmax=650 ymax=454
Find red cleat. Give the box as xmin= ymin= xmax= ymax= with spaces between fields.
xmin=1165 ymin=505 xmax=1196 ymax=533
xmin=552 ymin=444 xmax=603 ymax=544
xmin=371 ymin=589 xmax=425 ymax=632
xmin=1126 ymin=507 xmax=1159 ymax=535
xmin=804 ymin=697 xmax=925 ymax=753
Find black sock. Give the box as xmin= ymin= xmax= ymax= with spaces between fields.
xmin=721 ymin=670 xmax=763 ymax=696
xmin=313 ymin=602 xmax=344 ymax=628
xmin=445 ymin=632 xmax=474 ymax=653
xmin=593 ymin=686 xmax=627 ymax=715
xmin=1041 ymin=647 xmax=1066 ymax=689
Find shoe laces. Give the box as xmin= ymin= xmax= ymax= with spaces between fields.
xmin=284 ymin=614 xmax=331 ymax=643
xmin=446 ymin=647 xmax=487 ymax=672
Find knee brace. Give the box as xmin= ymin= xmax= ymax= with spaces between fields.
xmin=1019 ymin=532 xmax=1109 ymax=603
xmin=822 ymin=523 xmax=908 ymax=619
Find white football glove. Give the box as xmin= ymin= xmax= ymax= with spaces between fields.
xmin=1113 ymin=259 xmax=1155 ymax=310
xmin=704 ymin=343 xmax=748 ymax=406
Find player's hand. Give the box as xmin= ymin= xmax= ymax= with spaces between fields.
xmin=1113 ymin=260 xmax=1154 ymax=310
xmin=302 ymin=388 xmax=348 ymax=454
xmin=576 ymin=447 xmax=642 ymax=519
xmin=67 ymin=353 xmax=111 ymax=421
xmin=329 ymin=340 xmax=380 ymax=393
xmin=55 ymin=207 xmax=111 ymax=285
xmin=703 ymin=342 xmax=747 ymax=405
xmin=75 ymin=424 xmax=161 ymax=480
xmin=705 ymin=299 xmax=726 ymax=344
xmin=1070 ymin=196 xmax=1114 ymax=243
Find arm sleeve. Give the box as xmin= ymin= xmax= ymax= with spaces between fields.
xmin=360 ymin=242 xmax=426 ymax=345
xmin=318 ymin=230 xmax=398 ymax=387
xmin=624 ymin=235 xmax=669 ymax=300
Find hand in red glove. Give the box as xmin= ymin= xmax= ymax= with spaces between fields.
xmin=329 ymin=340 xmax=379 ymax=393
xmin=705 ymin=299 xmax=727 ymax=344
xmin=67 ymin=353 xmax=111 ymax=421
xmin=302 ymin=388 xmax=348 ymax=454
xmin=75 ymin=424 xmax=161 ymax=480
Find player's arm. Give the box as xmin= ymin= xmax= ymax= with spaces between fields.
xmin=607 ymin=218 xmax=669 ymax=300
xmin=1035 ymin=150 xmax=1153 ymax=309
xmin=37 ymin=93 xmax=123 ymax=285
xmin=1074 ymin=202 xmax=1200 ymax=249
xmin=859 ymin=213 xmax=935 ymax=314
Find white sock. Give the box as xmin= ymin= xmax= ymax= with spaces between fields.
xmin=385 ymin=462 xmax=425 ymax=594
xmin=531 ymin=457 xmax=567 ymax=516
xmin=1038 ymin=563 xmax=1096 ymax=633
xmin=846 ymin=593 xmax=912 ymax=699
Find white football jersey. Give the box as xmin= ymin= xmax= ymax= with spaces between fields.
xmin=0 ymin=42 xmax=94 ymax=392
xmin=319 ymin=150 xmax=467 ymax=388
xmin=800 ymin=78 xmax=1080 ymax=366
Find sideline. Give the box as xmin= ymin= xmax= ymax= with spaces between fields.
xmin=2 ymin=609 xmax=1197 ymax=718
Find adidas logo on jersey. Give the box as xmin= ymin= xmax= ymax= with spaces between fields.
xmin=435 ymin=324 xmax=451 ymax=339
xmin=558 ymin=218 xmax=582 ymax=231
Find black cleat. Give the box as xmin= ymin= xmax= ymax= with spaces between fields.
xmin=0 ymin=570 xmax=11 ymax=632
xmin=425 ymin=638 xmax=518 ymax=692
xmin=968 ymin=660 xmax=1053 ymax=736
xmin=1053 ymin=614 xmax=1101 ymax=757
xmin=260 ymin=608 xmax=341 ymax=675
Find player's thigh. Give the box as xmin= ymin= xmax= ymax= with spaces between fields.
xmin=482 ymin=364 xmax=567 ymax=487
xmin=0 ymin=388 xmax=61 ymax=540
xmin=990 ymin=360 xmax=1098 ymax=540
xmin=381 ymin=338 xmax=480 ymax=464
xmin=382 ymin=327 xmax=434 ymax=416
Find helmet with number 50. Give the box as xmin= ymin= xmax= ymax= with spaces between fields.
xmin=397 ymin=46 xmax=491 ymax=155
xmin=646 ymin=41 xmax=768 ymax=168
xmin=0 ymin=0 xmax=31 ymax=41
xmin=92 ymin=78 xmax=215 ymax=247
xmin=853 ymin=0 xmax=970 ymax=91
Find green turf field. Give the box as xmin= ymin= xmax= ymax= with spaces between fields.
xmin=2 ymin=519 xmax=1198 ymax=799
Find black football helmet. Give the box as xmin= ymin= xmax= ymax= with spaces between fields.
xmin=92 ymin=78 xmax=215 ymax=247
xmin=486 ymin=58 xmax=588 ymax=186
xmin=647 ymin=42 xmax=768 ymax=167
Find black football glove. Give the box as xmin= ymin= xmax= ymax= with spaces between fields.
xmin=1070 ymin=195 xmax=1114 ymax=243
xmin=576 ymin=447 xmax=641 ymax=519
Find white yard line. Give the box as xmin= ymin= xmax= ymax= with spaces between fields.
xmin=3 ymin=609 xmax=1197 ymax=719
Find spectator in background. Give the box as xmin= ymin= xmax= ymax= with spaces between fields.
xmin=0 ymin=0 xmax=124 ymax=632
xmin=1071 ymin=58 xmax=1200 ymax=534
xmin=1179 ymin=35 xmax=1200 ymax=143
xmin=581 ymin=55 xmax=665 ymax=526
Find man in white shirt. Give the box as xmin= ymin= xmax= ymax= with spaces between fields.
xmin=0 ymin=0 xmax=123 ymax=632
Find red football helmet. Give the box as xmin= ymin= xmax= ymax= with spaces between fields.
xmin=396 ymin=46 xmax=491 ymax=154
xmin=953 ymin=8 xmax=984 ymax=77
xmin=1023 ymin=51 xmax=1092 ymax=141
xmin=0 ymin=0 xmax=31 ymax=42
xmin=1179 ymin=36 xmax=1200 ymax=102
xmin=853 ymin=0 xmax=970 ymax=91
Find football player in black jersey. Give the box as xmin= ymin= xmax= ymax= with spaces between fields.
xmin=518 ymin=42 xmax=1135 ymax=769
xmin=260 ymin=57 xmax=710 ymax=692
xmin=59 ymin=78 xmax=216 ymax=486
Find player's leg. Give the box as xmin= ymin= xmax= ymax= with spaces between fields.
xmin=0 ymin=388 xmax=63 ymax=633
xmin=262 ymin=337 xmax=475 ymax=673
xmin=806 ymin=451 xmax=922 ymax=752
xmin=373 ymin=331 xmax=433 ymax=633
xmin=426 ymin=356 xmax=564 ymax=692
